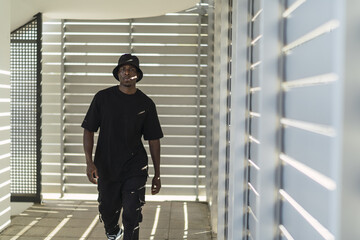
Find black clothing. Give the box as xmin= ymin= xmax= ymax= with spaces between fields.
xmin=98 ymin=176 xmax=147 ymax=240
xmin=81 ymin=86 xmax=163 ymax=181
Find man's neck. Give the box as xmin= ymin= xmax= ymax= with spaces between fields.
xmin=118 ymin=84 xmax=137 ymax=95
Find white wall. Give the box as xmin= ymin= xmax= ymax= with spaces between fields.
xmin=208 ymin=0 xmax=360 ymax=239
xmin=0 ymin=0 xmax=12 ymax=232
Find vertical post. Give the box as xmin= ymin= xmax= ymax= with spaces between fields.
xmin=206 ymin=0 xmax=214 ymax=201
xmin=339 ymin=0 xmax=360 ymax=239
xmin=257 ymin=0 xmax=281 ymax=239
xmin=217 ymin=0 xmax=230 ymax=237
xmin=195 ymin=6 xmax=203 ymax=202
xmin=35 ymin=12 xmax=43 ymax=203
xmin=228 ymin=0 xmax=249 ymax=239
xmin=243 ymin=0 xmax=253 ymax=236
xmin=60 ymin=19 xmax=65 ymax=198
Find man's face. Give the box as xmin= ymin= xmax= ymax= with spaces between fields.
xmin=118 ymin=64 xmax=138 ymax=87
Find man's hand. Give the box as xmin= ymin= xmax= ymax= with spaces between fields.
xmin=86 ymin=162 xmax=98 ymax=184
xmin=151 ymin=176 xmax=161 ymax=195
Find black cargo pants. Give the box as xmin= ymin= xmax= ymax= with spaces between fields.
xmin=97 ymin=175 xmax=147 ymax=240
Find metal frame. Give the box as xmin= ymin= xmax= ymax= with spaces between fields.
xmin=35 ymin=12 xmax=43 ymax=204
xmin=60 ymin=19 xmax=65 ymax=197
xmin=10 ymin=13 xmax=43 ymax=203
xmin=194 ymin=10 xmax=203 ymax=202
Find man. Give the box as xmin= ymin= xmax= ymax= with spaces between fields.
xmin=82 ymin=54 xmax=163 ymax=240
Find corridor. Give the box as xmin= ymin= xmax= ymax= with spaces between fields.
xmin=0 ymin=200 xmax=214 ymax=240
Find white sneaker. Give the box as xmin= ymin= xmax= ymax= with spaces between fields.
xmin=106 ymin=228 xmax=123 ymax=240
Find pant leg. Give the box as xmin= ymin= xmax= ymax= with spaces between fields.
xmin=121 ymin=176 xmax=147 ymax=240
xmin=97 ymin=178 xmax=123 ymax=235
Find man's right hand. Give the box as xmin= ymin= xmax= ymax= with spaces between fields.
xmin=86 ymin=162 xmax=98 ymax=184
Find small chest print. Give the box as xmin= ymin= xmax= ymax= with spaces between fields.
xmin=137 ymin=110 xmax=145 ymax=115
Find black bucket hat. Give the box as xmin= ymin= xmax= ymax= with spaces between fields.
xmin=112 ymin=54 xmax=143 ymax=82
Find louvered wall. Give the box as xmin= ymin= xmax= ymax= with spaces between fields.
xmin=279 ymin=0 xmax=341 ymax=239
xmin=0 ymin=0 xmax=11 ymax=231
xmin=60 ymin=14 xmax=208 ymax=200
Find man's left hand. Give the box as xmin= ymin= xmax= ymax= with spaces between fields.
xmin=151 ymin=176 xmax=161 ymax=195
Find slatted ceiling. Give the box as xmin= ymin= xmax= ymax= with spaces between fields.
xmin=279 ymin=0 xmax=339 ymax=239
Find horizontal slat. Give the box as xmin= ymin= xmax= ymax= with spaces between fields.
xmin=42 ymin=156 xmax=61 ymax=163
xmin=282 ymin=165 xmax=332 ymax=230
xmin=41 ymin=185 xmax=61 ymax=194
xmin=64 ymin=115 xmax=206 ymax=125
xmin=64 ymin=94 xmax=205 ymax=105
xmin=64 ymin=184 xmax=205 ymax=196
xmin=282 ymin=126 xmax=333 ymax=177
xmin=65 ymin=76 xmax=205 ymax=85
xmin=64 ymin=65 xmax=199 ymax=75
xmin=64 ymin=25 xmax=130 ymax=33
xmin=65 ymin=125 xmax=201 ymax=135
xmin=64 ymin=134 xmax=203 ymax=145
xmin=281 ymin=193 xmax=333 ymax=239
xmin=284 ymin=83 xmax=334 ymax=125
xmin=64 ymin=55 xmax=207 ymax=64
xmin=64 ymin=104 xmax=204 ymax=116
xmin=285 ymin=0 xmax=334 ymax=45
xmin=41 ymin=175 xmax=61 ymax=184
xmin=64 ymin=175 xmax=205 ymax=186
xmin=285 ymin=31 xmax=335 ymax=81
xmin=248 ymin=187 xmax=259 ymax=222
xmin=42 ymin=114 xmax=61 ymax=124
xmin=64 ymin=145 xmax=200 ymax=155
xmin=64 ymin=24 xmax=206 ymax=34
xmin=64 ymin=165 xmax=204 ymax=177
xmin=42 ymin=34 xmax=61 ymax=43
xmin=65 ymin=84 xmax=202 ymax=96
xmin=132 ymin=15 xmax=200 ymax=24
xmin=64 ymin=154 xmax=205 ymax=165
xmin=248 ymin=210 xmax=257 ymax=239
xmin=42 ymin=134 xmax=61 ymax=143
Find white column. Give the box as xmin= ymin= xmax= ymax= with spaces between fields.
xmin=216 ymin=0 xmax=230 ymax=237
xmin=227 ymin=0 xmax=248 ymax=239
xmin=339 ymin=0 xmax=360 ymax=239
xmin=0 ymin=0 xmax=11 ymax=232
xmin=256 ymin=0 xmax=281 ymax=239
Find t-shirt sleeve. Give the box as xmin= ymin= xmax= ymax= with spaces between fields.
xmin=143 ymin=101 xmax=163 ymax=140
xmin=81 ymin=93 xmax=101 ymax=132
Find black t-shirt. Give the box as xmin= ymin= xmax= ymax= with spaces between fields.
xmin=81 ymin=86 xmax=163 ymax=181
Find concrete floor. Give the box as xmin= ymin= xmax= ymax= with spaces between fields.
xmin=0 ymin=200 xmax=216 ymax=240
